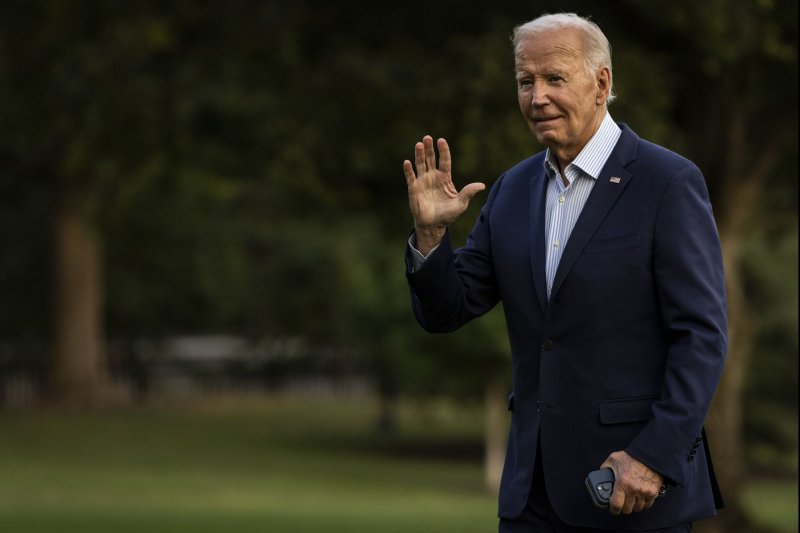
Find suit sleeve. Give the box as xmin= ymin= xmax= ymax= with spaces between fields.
xmin=625 ymin=164 xmax=728 ymax=487
xmin=405 ymin=175 xmax=505 ymax=333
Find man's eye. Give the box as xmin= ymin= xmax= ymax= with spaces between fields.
xmin=518 ymin=79 xmax=532 ymax=87
xmin=548 ymin=76 xmax=564 ymax=83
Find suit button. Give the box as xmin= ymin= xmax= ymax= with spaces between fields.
xmin=542 ymin=340 xmax=554 ymax=350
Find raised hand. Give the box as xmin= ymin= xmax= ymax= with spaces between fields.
xmin=403 ymin=135 xmax=485 ymax=255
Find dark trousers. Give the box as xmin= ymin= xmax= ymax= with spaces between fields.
xmin=498 ymin=444 xmax=691 ymax=533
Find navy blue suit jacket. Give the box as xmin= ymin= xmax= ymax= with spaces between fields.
xmin=406 ymin=125 xmax=727 ymax=530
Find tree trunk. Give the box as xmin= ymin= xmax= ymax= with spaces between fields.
xmin=694 ymin=109 xmax=780 ymax=533
xmin=485 ymin=374 xmax=507 ymax=493
xmin=51 ymin=180 xmax=111 ymax=406
xmin=696 ymin=229 xmax=758 ymax=532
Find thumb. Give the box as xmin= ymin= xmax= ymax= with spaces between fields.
xmin=459 ymin=182 xmax=486 ymax=205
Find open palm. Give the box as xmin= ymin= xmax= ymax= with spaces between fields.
xmin=403 ymin=136 xmax=485 ymax=233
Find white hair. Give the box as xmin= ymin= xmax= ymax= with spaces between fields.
xmin=512 ymin=13 xmax=616 ymax=105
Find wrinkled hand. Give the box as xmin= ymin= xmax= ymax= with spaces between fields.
xmin=600 ymin=451 xmax=664 ymax=515
xmin=403 ymin=135 xmax=484 ymax=254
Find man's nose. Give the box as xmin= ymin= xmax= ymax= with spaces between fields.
xmin=530 ymin=82 xmax=549 ymax=105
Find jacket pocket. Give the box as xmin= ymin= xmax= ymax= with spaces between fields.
xmin=599 ymin=395 xmax=658 ymax=424
xmin=583 ymin=231 xmax=641 ymax=254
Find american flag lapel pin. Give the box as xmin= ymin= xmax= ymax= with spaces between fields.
xmin=609 ymin=176 xmax=621 ymax=184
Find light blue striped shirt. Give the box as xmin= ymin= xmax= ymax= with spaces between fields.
xmin=543 ymin=112 xmax=621 ymax=297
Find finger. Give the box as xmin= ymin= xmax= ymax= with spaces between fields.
xmin=423 ymin=135 xmax=436 ymax=172
xmin=621 ymin=494 xmax=636 ymax=515
xmin=458 ymin=182 xmax=486 ymax=205
xmin=644 ymin=484 xmax=661 ymax=509
xmin=644 ymin=495 xmax=657 ymax=510
xmin=414 ymin=141 xmax=426 ymax=175
xmin=633 ymin=497 xmax=646 ymax=513
xmin=609 ymin=486 xmax=625 ymax=516
xmin=437 ymin=138 xmax=451 ymax=174
xmin=403 ymin=160 xmax=416 ymax=187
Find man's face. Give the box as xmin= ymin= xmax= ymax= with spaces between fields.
xmin=515 ymin=28 xmax=610 ymax=166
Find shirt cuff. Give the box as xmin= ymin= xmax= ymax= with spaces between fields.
xmin=408 ymin=234 xmax=440 ymax=272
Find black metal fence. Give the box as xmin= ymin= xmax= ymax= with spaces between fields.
xmin=1 ymin=336 xmax=372 ymax=406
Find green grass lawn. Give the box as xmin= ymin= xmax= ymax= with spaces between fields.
xmin=0 ymin=395 xmax=496 ymax=533
xmin=0 ymin=394 xmax=796 ymax=533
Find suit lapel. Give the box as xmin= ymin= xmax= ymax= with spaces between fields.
xmin=549 ymin=127 xmax=639 ymax=301
xmin=529 ymin=168 xmax=549 ymax=312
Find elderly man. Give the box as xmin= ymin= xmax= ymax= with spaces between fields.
xmin=402 ymin=12 xmax=726 ymax=533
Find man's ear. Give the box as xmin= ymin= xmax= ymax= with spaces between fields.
xmin=595 ymin=66 xmax=612 ymax=105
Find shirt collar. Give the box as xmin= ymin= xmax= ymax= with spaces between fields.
xmin=543 ymin=112 xmax=622 ymax=180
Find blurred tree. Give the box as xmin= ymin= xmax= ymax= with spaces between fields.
xmin=0 ymin=1 xmax=173 ymax=403
xmin=742 ymin=224 xmax=798 ymax=474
